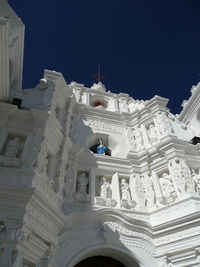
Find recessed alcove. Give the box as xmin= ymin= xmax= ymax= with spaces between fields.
xmin=88 ymin=133 xmax=111 ymax=156
xmin=91 ymin=95 xmax=108 ymax=109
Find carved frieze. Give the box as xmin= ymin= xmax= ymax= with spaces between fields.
xmin=84 ymin=119 xmax=122 ymax=134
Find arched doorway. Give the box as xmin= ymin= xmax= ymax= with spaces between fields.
xmin=75 ymin=256 xmax=125 ymax=267
xmin=67 ymin=246 xmax=142 ymax=267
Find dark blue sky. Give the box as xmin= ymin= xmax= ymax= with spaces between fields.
xmin=11 ymin=0 xmax=200 ymax=114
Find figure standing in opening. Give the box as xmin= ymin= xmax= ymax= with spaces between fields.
xmin=97 ymin=139 xmax=107 ymax=155
xmin=100 ymin=177 xmax=111 ymax=198
xmin=121 ymin=178 xmax=131 ymax=201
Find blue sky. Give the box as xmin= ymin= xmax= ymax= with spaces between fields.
xmin=11 ymin=0 xmax=200 ymax=114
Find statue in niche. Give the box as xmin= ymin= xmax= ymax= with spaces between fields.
xmin=148 ymin=124 xmax=158 ymax=142
xmin=100 ymin=177 xmax=111 ymax=198
xmin=120 ymin=178 xmax=131 ymax=201
xmin=191 ymin=170 xmax=200 ymax=191
xmin=126 ymin=128 xmax=136 ymax=149
xmin=182 ymin=162 xmax=195 ymax=194
xmin=169 ymin=159 xmax=186 ymax=196
xmin=97 ymin=139 xmax=107 ymax=155
xmin=119 ymin=98 xmax=129 ymax=113
xmin=142 ymin=173 xmax=155 ymax=209
xmin=160 ymin=172 xmax=176 ymax=199
xmin=169 ymin=159 xmax=195 ymax=196
xmin=77 ymin=173 xmax=88 ymax=194
xmin=155 ymin=111 xmax=173 ymax=136
xmin=134 ymin=126 xmax=144 ymax=150
xmin=4 ymin=137 xmax=22 ymax=158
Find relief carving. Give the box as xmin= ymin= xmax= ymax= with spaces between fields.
xmin=142 ymin=173 xmax=156 ymax=209
xmin=168 ymin=159 xmax=195 ymax=197
xmin=95 ymin=176 xmax=117 ymax=207
xmin=134 ymin=126 xmax=144 ymax=151
xmin=191 ymin=169 xmax=200 ymax=194
xmin=120 ymin=178 xmax=136 ymax=209
xmin=148 ymin=124 xmax=159 ymax=143
xmin=155 ymin=111 xmax=174 ymax=136
xmin=159 ymin=172 xmax=177 ymax=203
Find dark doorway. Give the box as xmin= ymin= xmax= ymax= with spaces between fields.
xmin=75 ymin=256 xmax=126 ymax=267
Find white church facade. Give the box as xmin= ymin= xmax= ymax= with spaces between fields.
xmin=0 ymin=1 xmax=200 ymax=266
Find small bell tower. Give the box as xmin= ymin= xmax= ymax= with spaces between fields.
xmin=0 ymin=0 xmax=24 ymax=101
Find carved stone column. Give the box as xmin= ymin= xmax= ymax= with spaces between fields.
xmin=151 ymin=170 xmax=163 ymax=206
xmin=90 ymin=167 xmax=96 ymax=205
xmin=111 ymin=172 xmax=121 ymax=208
xmin=140 ymin=124 xmax=151 ymax=148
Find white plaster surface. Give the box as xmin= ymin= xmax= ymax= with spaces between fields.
xmin=1 ymin=2 xmax=200 ymax=267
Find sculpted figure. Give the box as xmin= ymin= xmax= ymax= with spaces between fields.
xmin=133 ymin=175 xmax=145 ymax=208
xmin=169 ymin=159 xmax=195 ymax=196
xmin=148 ymin=124 xmax=158 ymax=142
xmin=142 ymin=173 xmax=155 ymax=208
xmin=169 ymin=159 xmax=186 ymax=196
xmin=191 ymin=170 xmax=200 ymax=191
xmin=77 ymin=173 xmax=88 ymax=194
xmin=97 ymin=139 xmax=107 ymax=155
xmin=134 ymin=126 xmax=144 ymax=150
xmin=156 ymin=111 xmax=173 ymax=136
xmin=182 ymin=161 xmax=195 ymax=194
xmin=4 ymin=137 xmax=22 ymax=158
xmin=127 ymin=128 xmax=136 ymax=149
xmin=160 ymin=173 xmax=175 ymax=198
xmin=100 ymin=177 xmax=111 ymax=198
xmin=120 ymin=178 xmax=131 ymax=201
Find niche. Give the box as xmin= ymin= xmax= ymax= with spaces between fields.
xmin=88 ymin=134 xmax=111 ymax=156
xmin=91 ymin=96 xmax=108 ymax=109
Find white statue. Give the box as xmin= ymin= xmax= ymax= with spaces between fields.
xmin=120 ymin=178 xmax=131 ymax=201
xmin=134 ymin=175 xmax=146 ymax=208
xmin=182 ymin=162 xmax=195 ymax=194
xmin=148 ymin=124 xmax=158 ymax=142
xmin=100 ymin=177 xmax=111 ymax=198
xmin=169 ymin=159 xmax=195 ymax=196
xmin=191 ymin=170 xmax=200 ymax=191
xmin=169 ymin=159 xmax=186 ymax=196
xmin=126 ymin=128 xmax=136 ymax=149
xmin=77 ymin=173 xmax=88 ymax=194
xmin=142 ymin=173 xmax=155 ymax=208
xmin=4 ymin=137 xmax=22 ymax=158
xmin=155 ymin=112 xmax=173 ymax=136
xmin=134 ymin=126 xmax=144 ymax=150
xmin=160 ymin=173 xmax=175 ymax=198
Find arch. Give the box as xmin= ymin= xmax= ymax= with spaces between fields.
xmin=75 ymin=256 xmax=126 ymax=267
xmin=67 ymin=245 xmax=142 ymax=267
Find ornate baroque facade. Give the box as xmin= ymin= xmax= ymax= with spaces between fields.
xmin=1 ymin=1 xmax=200 ymax=266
